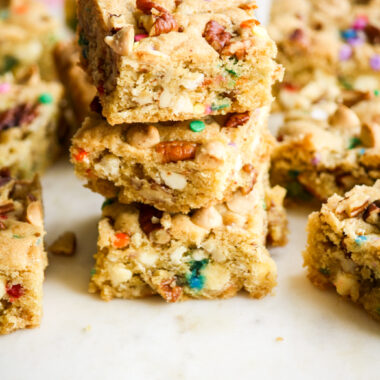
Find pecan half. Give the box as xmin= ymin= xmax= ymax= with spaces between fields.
xmin=159 ymin=279 xmax=182 ymax=303
xmin=0 ymin=202 xmax=14 ymax=215
xmin=138 ymin=204 xmax=163 ymax=235
xmin=0 ymin=103 xmax=39 ymax=131
xmin=363 ymin=200 xmax=380 ymax=226
xmin=136 ymin=0 xmax=166 ymax=14
xmin=365 ymin=24 xmax=380 ymax=45
xmin=150 ymin=12 xmax=178 ymax=36
xmin=224 ymin=112 xmax=250 ymax=128
xmin=155 ymin=141 xmax=197 ymax=163
xmin=203 ymin=20 xmax=232 ymax=53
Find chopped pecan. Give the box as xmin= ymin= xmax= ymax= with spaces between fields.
xmin=138 ymin=204 xmax=163 ymax=235
xmin=159 ymin=279 xmax=182 ymax=303
xmin=241 ymin=164 xmax=257 ymax=195
xmin=203 ymin=20 xmax=232 ymax=53
xmin=224 ymin=112 xmax=250 ymax=128
xmin=0 ymin=175 xmax=11 ymax=188
xmin=239 ymin=3 xmax=258 ymax=11
xmin=0 ymin=221 xmax=5 ymax=230
xmin=150 ymin=11 xmax=178 ymax=36
xmin=363 ymin=200 xmax=380 ymax=226
xmin=0 ymin=202 xmax=14 ymax=215
xmin=155 ymin=141 xmax=197 ymax=163
xmin=222 ymin=40 xmax=251 ymax=59
xmin=136 ymin=0 xmax=166 ymax=14
xmin=289 ymin=28 xmax=309 ymax=48
xmin=0 ymin=103 xmax=39 ymax=131
xmin=90 ymin=96 xmax=103 ymax=114
xmin=341 ymin=90 xmax=372 ymax=108
xmin=364 ymin=24 xmax=380 ymax=45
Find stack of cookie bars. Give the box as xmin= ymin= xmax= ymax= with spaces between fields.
xmin=0 ymin=0 xmax=63 ymax=334
xmin=269 ymin=0 xmax=380 ymax=322
xmin=71 ymin=0 xmax=288 ymax=302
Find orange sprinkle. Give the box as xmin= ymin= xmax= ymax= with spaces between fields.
xmin=240 ymin=19 xmax=260 ymax=29
xmin=13 ymin=4 xmax=28 ymax=14
xmin=113 ymin=232 xmax=130 ymax=248
xmin=74 ymin=149 xmax=88 ymax=162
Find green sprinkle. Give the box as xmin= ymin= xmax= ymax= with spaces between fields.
xmin=225 ymin=68 xmax=238 ymax=77
xmin=286 ymin=182 xmax=312 ymax=201
xmin=339 ymin=77 xmax=353 ymax=90
xmin=38 ymin=93 xmax=53 ymax=104
xmin=101 ymin=198 xmax=116 ymax=210
xmin=189 ymin=120 xmax=205 ymax=133
xmin=211 ymin=103 xmax=230 ymax=111
xmin=375 ymin=89 xmax=380 ymax=97
xmin=0 ymin=9 xmax=9 ymax=20
xmin=348 ymin=137 xmax=362 ymax=149
xmin=90 ymin=268 xmax=96 ymax=276
xmin=35 ymin=238 xmax=41 ymax=246
xmin=228 ymin=56 xmax=238 ymax=64
xmin=319 ymin=268 xmax=330 ymax=276
xmin=288 ymin=169 xmax=300 ymax=179
xmin=262 ymin=201 xmax=267 ymax=210
xmin=2 ymin=56 xmax=18 ymax=73
xmin=13 ymin=234 xmax=22 ymax=239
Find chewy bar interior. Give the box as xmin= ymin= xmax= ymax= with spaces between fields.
xmin=72 ymin=107 xmax=273 ymax=213
xmin=304 ymin=181 xmax=380 ymax=322
xmin=89 ymin=165 xmax=288 ymax=302
xmin=0 ymin=0 xmax=60 ymax=80
xmin=269 ymin=0 xmax=380 ymax=92
xmin=0 ymin=72 xmax=63 ymax=179
xmin=77 ymin=0 xmax=283 ymax=124
xmin=0 ymin=175 xmax=47 ymax=335
xmin=271 ymin=92 xmax=380 ymax=201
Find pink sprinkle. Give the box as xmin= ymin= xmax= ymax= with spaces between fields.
xmin=0 ymin=83 xmax=11 ymax=93
xmin=228 ymin=142 xmax=237 ymax=147
xmin=347 ymin=37 xmax=363 ymax=46
xmin=135 ymin=34 xmax=148 ymax=42
xmin=339 ymin=45 xmax=352 ymax=61
xmin=353 ymin=15 xmax=368 ymax=30
xmin=370 ymin=55 xmax=380 ymax=71
xmin=205 ymin=105 xmax=212 ymax=115
xmin=311 ymin=154 xmax=321 ymax=166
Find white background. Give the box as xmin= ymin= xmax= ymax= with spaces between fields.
xmin=1 ymin=1 xmax=379 ymax=379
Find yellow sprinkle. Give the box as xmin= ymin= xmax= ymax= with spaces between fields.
xmin=276 ymin=337 xmax=284 ymax=342
xmin=252 ymin=26 xmax=268 ymax=38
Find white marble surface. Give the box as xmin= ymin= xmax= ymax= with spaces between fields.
xmin=1 ymin=1 xmax=380 ymax=379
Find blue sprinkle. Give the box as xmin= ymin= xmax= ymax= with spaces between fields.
xmin=341 ymin=29 xmax=357 ymax=40
xmin=355 ymin=235 xmax=367 ymax=245
xmin=188 ymin=276 xmax=205 ymax=290
xmin=186 ymin=259 xmax=209 ymax=291
xmin=358 ymin=148 xmax=366 ymax=156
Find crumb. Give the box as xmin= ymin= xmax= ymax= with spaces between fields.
xmin=276 ymin=337 xmax=284 ymax=342
xmin=83 ymin=325 xmax=92 ymax=332
xmin=49 ymin=231 xmax=77 ymax=256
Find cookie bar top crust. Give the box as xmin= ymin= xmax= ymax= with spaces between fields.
xmin=304 ymin=181 xmax=380 ymax=322
xmin=0 ymin=0 xmax=60 ymax=79
xmin=0 ymin=73 xmax=63 ymax=178
xmin=78 ymin=0 xmax=283 ymax=124
xmin=0 ymin=175 xmax=47 ymax=334
xmin=269 ymin=0 xmax=380 ymax=91
xmin=89 ymin=165 xmax=287 ymax=302
xmin=271 ymin=92 xmax=380 ymax=201
xmin=72 ymin=107 xmax=273 ymax=213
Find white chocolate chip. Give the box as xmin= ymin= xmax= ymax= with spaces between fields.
xmin=226 ymin=192 xmax=254 ymax=215
xmin=192 ymin=249 xmax=207 ymax=261
xmin=170 ymin=246 xmax=187 ymax=265
xmin=151 ymin=229 xmax=171 ymax=244
xmin=0 ymin=276 xmax=6 ymax=299
xmin=131 ymin=232 xmax=143 ymax=248
xmin=26 ymin=201 xmax=43 ymax=228
xmin=173 ymin=95 xmax=193 ymax=114
xmin=94 ymin=154 xmax=120 ymax=179
xmin=159 ymin=170 xmax=187 ymax=190
xmin=196 ymin=141 xmax=226 ymax=167
xmin=204 ymin=264 xmax=231 ymax=291
xmin=104 ymin=25 xmax=134 ymax=56
xmin=335 ymin=272 xmax=359 ymax=301
xmin=138 ymin=251 xmax=158 ymax=267
xmin=159 ymin=89 xmax=174 ymax=108
xmin=191 ymin=207 xmax=223 ymax=230
xmin=182 ymin=73 xmax=205 ymax=90
xmin=354 ymin=75 xmax=379 ymax=92
xmin=109 ymin=265 xmax=132 ymax=287
xmin=126 ymin=125 xmax=160 ymax=149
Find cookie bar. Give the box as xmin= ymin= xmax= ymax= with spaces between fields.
xmin=54 ymin=40 xmax=96 ymax=136
xmin=0 ymin=175 xmax=47 ymax=334
xmin=0 ymin=0 xmax=60 ymax=80
xmin=0 ymin=71 xmax=63 ymax=179
xmin=65 ymin=0 xmax=78 ymax=32
xmin=271 ymin=93 xmax=380 ymax=201
xmin=77 ymin=0 xmax=283 ymax=124
xmin=304 ymin=181 xmax=380 ymax=322
xmin=269 ymin=0 xmax=380 ymax=92
xmin=72 ymin=107 xmax=273 ymax=213
xmin=89 ymin=166 xmax=288 ymax=302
